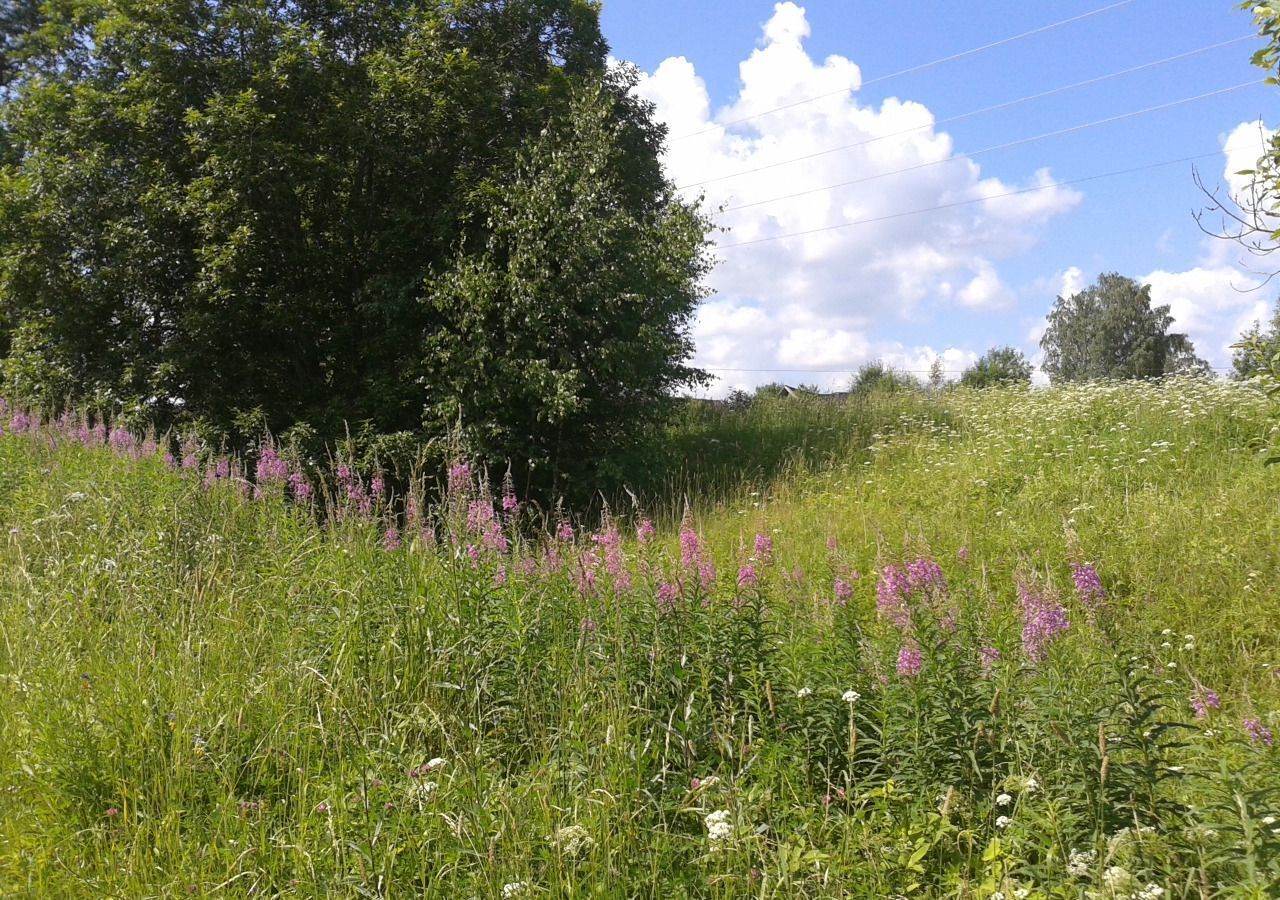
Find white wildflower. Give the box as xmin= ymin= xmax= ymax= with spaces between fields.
xmin=1024 ymin=776 xmax=1039 ymax=794
xmin=547 ymin=824 xmax=594 ymax=857
xmin=842 ymin=690 xmax=861 ymax=704
xmin=996 ymin=815 xmax=1012 ymax=829
xmin=705 ymin=810 xmax=733 ymax=844
xmin=1067 ymin=848 xmax=1095 ymax=876
xmin=424 ymin=757 xmax=445 ymax=771
xmin=996 ymin=793 xmax=1013 ymax=807
xmin=1014 ymin=889 xmax=1029 ymax=899
xmin=501 ymin=882 xmax=528 ymax=898
xmin=796 ymin=687 xmax=813 ymax=699
xmin=1135 ymin=884 xmax=1165 ymax=900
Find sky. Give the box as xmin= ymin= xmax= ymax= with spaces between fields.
xmin=598 ymin=0 xmax=1278 ymax=393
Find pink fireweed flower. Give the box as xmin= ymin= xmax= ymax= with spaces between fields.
xmin=753 ymin=533 xmax=773 ymax=564
xmin=555 ymin=521 xmax=574 ymax=543
xmin=419 ymin=525 xmax=437 ymax=546
xmin=826 ymin=535 xmax=839 ymax=553
xmin=957 ymin=547 xmax=970 ymax=562
xmin=370 ymin=474 xmax=385 ymax=501
xmin=383 ymin=526 xmax=401 ymax=552
xmin=481 ymin=521 xmax=509 ymax=555
xmin=514 ymin=557 xmax=537 ymax=577
xmin=1243 ymin=717 xmax=1274 ymax=746
xmin=288 ymin=471 xmax=312 ymax=501
xmin=501 ymin=493 xmax=519 ymax=514
xmin=164 ymin=452 xmax=177 ymax=470
xmin=636 ymin=519 xmax=656 ymax=544
xmin=896 ymin=644 xmax=923 ymax=679
xmin=405 ymin=493 xmax=421 ymax=528
xmin=876 ymin=566 xmax=914 ymax=629
xmin=493 ymin=566 xmax=508 ymax=587
xmin=834 ymin=578 xmax=854 ymax=605
xmin=679 ymin=523 xmax=701 ymax=570
xmin=446 ymin=462 xmax=470 ymax=497
xmin=737 ymin=565 xmax=758 ymax=589
xmin=182 ymin=452 xmax=198 ymax=470
xmin=1190 ymin=687 xmax=1221 ymax=719
xmin=1018 ymin=578 xmax=1070 ymax=663
xmin=656 ymin=582 xmax=680 ymax=611
xmin=1070 ymin=562 xmax=1107 ymax=623
xmin=466 ymin=500 xmax=494 ymax=533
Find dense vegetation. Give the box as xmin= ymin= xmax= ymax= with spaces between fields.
xmin=1 ymin=379 xmax=1277 ymax=897
xmin=0 ymin=0 xmax=710 ymax=500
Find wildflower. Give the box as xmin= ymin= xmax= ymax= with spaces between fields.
xmin=1067 ymin=848 xmax=1095 ymax=877
xmin=1190 ymin=687 xmax=1220 ymax=719
xmin=547 ymin=824 xmax=594 ymax=857
xmin=957 ymin=546 xmax=969 ymax=562
xmin=796 ymin=687 xmax=813 ymax=699
xmin=501 ymin=493 xmax=519 ymax=514
xmin=383 ymin=527 xmax=401 ymax=552
xmin=1024 ymin=776 xmax=1039 ymax=794
xmin=1018 ymin=578 xmax=1070 ymax=662
xmin=896 ymin=644 xmax=923 ymax=679
xmin=315 ymin=802 xmax=330 ymax=814
xmin=555 ymin=521 xmax=574 ymax=542
xmin=996 ymin=815 xmax=1012 ymax=829
xmin=1263 ymin=816 xmax=1277 ymax=826
xmin=656 ymin=582 xmax=679 ymax=611
xmin=1135 ymin=885 xmax=1165 ymax=900
xmin=737 ymin=565 xmax=758 ymax=589
xmin=501 ymin=882 xmax=528 ymax=898
xmin=752 ymin=533 xmax=773 ymax=564
xmin=1244 ymin=717 xmax=1275 ymax=746
xmin=446 ymin=462 xmax=470 ymax=496
xmin=636 ymin=519 xmax=655 ymax=544
xmin=834 ymin=578 xmax=853 ymax=604
xmin=842 ymin=690 xmax=860 ymax=704
xmin=996 ymin=793 xmax=1013 ymax=807
xmin=704 ymin=810 xmax=733 ymax=843
xmin=105 ymin=807 xmax=119 ymax=818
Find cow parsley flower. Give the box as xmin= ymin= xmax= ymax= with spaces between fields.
xmin=842 ymin=690 xmax=860 ymax=704
xmin=705 ymin=810 xmax=733 ymax=843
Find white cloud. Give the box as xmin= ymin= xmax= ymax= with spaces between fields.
xmin=1144 ymin=266 xmax=1268 ymax=370
xmin=633 ymin=2 xmax=1081 ymax=394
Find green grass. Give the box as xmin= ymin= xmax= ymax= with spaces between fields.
xmin=0 ymin=379 xmax=1278 ymax=898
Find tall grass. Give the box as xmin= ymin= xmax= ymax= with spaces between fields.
xmin=0 ymin=380 xmax=1277 ymax=897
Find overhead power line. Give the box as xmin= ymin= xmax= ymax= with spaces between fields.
xmin=676 ymin=35 xmax=1254 ymax=191
xmin=714 ymin=149 xmax=1224 ymax=250
xmin=709 ymin=81 xmax=1258 ymax=215
xmin=670 ymin=0 xmax=1143 ymax=141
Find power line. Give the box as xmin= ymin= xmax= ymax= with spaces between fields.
xmin=670 ymin=0 xmax=1143 ymax=141
xmin=698 ymin=366 xmax=1235 ymax=375
xmin=714 ymin=149 xmax=1225 ymax=250
xmin=676 ymin=35 xmax=1254 ymax=191
xmin=708 ymin=81 xmax=1257 ymax=215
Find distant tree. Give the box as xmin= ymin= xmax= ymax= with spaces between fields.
xmin=850 ymin=361 xmax=921 ymax=395
xmin=1232 ymin=299 xmax=1280 ymax=380
xmin=928 ymin=357 xmax=945 ymax=392
xmin=960 ymin=346 xmax=1033 ymax=388
xmin=1039 ymin=273 xmax=1209 ymax=383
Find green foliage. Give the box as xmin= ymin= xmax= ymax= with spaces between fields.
xmin=850 ymin=360 xmax=922 ymax=395
xmin=1 ymin=380 xmax=1279 ymax=894
xmin=1040 ymin=272 xmax=1209 ymax=383
xmin=0 ymin=0 xmax=708 ymax=501
xmin=1233 ymin=298 xmax=1280 ymax=381
xmin=960 ymin=346 xmax=1033 ymax=389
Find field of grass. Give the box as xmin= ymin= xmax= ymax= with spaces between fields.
xmin=0 ymin=379 xmax=1278 ymax=898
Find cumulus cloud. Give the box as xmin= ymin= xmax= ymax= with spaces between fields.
xmin=633 ymin=2 xmax=1081 ymax=394
xmin=1144 ymin=266 xmax=1268 ymax=371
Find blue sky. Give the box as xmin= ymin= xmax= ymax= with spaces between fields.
xmin=599 ymin=0 xmax=1277 ymax=391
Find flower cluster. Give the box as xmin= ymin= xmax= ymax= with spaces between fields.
xmin=1017 ymin=578 xmax=1070 ymax=662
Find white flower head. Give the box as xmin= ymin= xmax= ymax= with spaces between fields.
xmin=501 ymin=882 xmax=528 ymax=899
xmin=996 ymin=793 xmax=1013 ymax=807
xmin=424 ymin=756 xmax=446 ymax=771
xmin=704 ymin=809 xmax=733 ymax=844
xmin=547 ymin=824 xmax=594 ymax=857
xmin=1263 ymin=815 xmax=1277 ymax=826
xmin=842 ymin=689 xmax=861 ymax=704
xmin=996 ymin=815 xmax=1012 ymax=829
xmin=1024 ymin=776 xmax=1040 ymax=794
xmin=1067 ymin=848 xmax=1096 ymax=877
xmin=796 ymin=687 xmax=813 ymax=699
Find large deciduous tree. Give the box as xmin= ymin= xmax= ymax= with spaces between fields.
xmin=0 ymin=0 xmax=710 ymax=496
xmin=1039 ymin=273 xmax=1208 ymax=383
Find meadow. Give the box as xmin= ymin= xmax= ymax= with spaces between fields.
xmin=0 ymin=378 xmax=1278 ymax=898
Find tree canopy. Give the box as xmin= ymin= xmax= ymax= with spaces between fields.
xmin=1232 ymin=298 xmax=1280 ymax=380
xmin=960 ymin=346 xmax=1032 ymax=389
xmin=0 ymin=0 xmax=710 ymax=497
xmin=1039 ymin=273 xmax=1208 ymax=383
